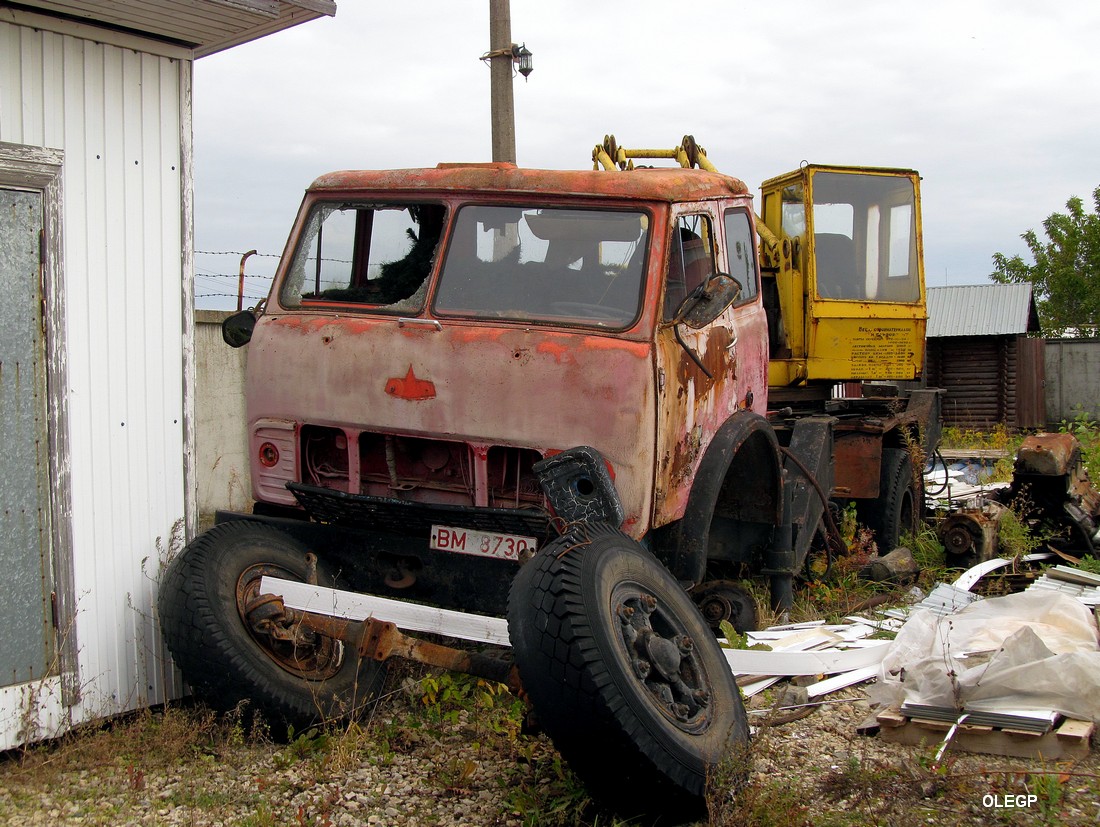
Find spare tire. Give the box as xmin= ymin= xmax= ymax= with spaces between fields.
xmin=158 ymin=521 xmax=385 ymax=735
xmin=507 ymin=522 xmax=748 ymax=819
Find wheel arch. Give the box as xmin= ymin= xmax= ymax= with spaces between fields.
xmin=672 ymin=411 xmax=783 ymax=585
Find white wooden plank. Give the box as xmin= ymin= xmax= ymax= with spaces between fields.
xmin=261 ymin=577 xmax=511 ymax=647
xmin=744 ymin=628 xmax=839 ymax=650
xmin=739 ymin=676 xmax=782 ymax=698
xmin=763 ymin=620 xmax=826 ymax=631
xmin=833 ymin=624 xmax=875 ymax=641
xmin=836 ymin=639 xmax=890 ymax=649
xmin=722 ymin=639 xmax=890 ymax=677
xmin=806 ymin=665 xmax=879 ymax=698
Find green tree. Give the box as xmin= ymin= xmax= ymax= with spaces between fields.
xmin=991 ymin=185 xmax=1100 ymax=336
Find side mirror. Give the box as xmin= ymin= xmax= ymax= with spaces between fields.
xmin=222 ymin=309 xmax=257 ymax=348
xmin=673 ymin=273 xmax=742 ymax=329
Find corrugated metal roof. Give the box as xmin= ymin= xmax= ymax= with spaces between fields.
xmin=8 ymin=0 xmax=335 ymax=57
xmin=926 ymin=283 xmax=1041 ymax=338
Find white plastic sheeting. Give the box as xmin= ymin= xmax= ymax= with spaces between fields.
xmin=869 ymin=590 xmax=1100 ymax=724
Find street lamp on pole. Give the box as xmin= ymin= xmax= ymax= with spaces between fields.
xmin=483 ymin=0 xmax=532 ymax=163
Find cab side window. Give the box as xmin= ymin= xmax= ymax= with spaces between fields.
xmin=664 ymin=214 xmax=716 ymax=320
xmin=723 ymin=209 xmax=759 ymax=304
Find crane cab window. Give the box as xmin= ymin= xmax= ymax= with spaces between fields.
xmin=810 ymin=172 xmax=919 ymax=303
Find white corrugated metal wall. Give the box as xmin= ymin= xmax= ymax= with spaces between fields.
xmin=0 ymin=18 xmax=189 ymax=746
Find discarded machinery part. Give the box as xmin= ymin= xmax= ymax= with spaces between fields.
xmin=860 ymin=546 xmax=921 ymax=585
xmin=1016 ymin=433 xmax=1080 ymax=476
xmin=356 ymin=618 xmax=521 ymax=692
xmin=252 ymin=604 xmax=522 ymax=693
xmin=259 ymin=575 xmax=511 ymax=647
xmin=1003 ymin=432 xmax=1100 ymax=554
xmin=157 ymin=521 xmax=385 ymax=730
xmin=533 ymin=445 xmax=625 ymax=527
xmin=939 ymin=501 xmax=1009 ymax=568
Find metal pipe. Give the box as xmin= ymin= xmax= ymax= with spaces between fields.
xmin=237 ymin=249 xmax=257 ymax=311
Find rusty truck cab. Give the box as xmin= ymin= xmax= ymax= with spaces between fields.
xmin=233 ymin=163 xmax=773 ymax=610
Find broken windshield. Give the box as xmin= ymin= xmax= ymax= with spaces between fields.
xmin=433 ymin=205 xmax=648 ymax=329
xmin=279 ymin=202 xmax=445 ymax=313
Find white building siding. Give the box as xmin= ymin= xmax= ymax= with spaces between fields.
xmin=0 ymin=20 xmax=188 ymax=747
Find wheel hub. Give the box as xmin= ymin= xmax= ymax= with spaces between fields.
xmin=236 ymin=562 xmax=344 ymax=681
xmin=616 ymin=590 xmax=711 ymax=731
xmin=699 ymin=593 xmax=735 ymax=625
xmin=693 ymin=580 xmax=758 ymax=633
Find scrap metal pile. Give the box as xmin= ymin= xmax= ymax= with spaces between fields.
xmin=930 ymin=433 xmax=1100 ymax=566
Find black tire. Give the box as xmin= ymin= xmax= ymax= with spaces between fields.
xmin=859 ymin=448 xmax=923 ymax=554
xmin=158 ymin=521 xmax=385 ymax=735
xmin=507 ymin=522 xmax=748 ymax=819
xmin=693 ymin=580 xmax=759 ymax=633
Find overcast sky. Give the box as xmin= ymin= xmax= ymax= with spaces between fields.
xmin=192 ymin=0 xmax=1100 ymax=309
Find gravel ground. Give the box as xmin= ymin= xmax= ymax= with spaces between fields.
xmin=2 ymin=682 xmax=1098 ymax=826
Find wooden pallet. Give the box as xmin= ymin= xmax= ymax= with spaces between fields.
xmin=876 ymin=708 xmax=1094 ymax=760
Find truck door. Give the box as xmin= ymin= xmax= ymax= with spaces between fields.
xmin=653 ymin=204 xmax=768 ymax=525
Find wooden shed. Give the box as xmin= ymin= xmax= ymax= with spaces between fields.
xmin=924 ymin=284 xmax=1044 ymax=430
xmin=0 ymin=0 xmax=335 ymax=750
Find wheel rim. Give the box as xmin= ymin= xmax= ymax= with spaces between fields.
xmin=612 ymin=583 xmax=714 ymax=734
xmin=236 ymin=562 xmax=345 ymax=681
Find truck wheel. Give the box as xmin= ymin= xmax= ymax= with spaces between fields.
xmin=859 ymin=448 xmax=923 ymax=553
xmin=693 ymin=580 xmax=759 ymax=633
xmin=507 ymin=522 xmax=748 ymax=818
xmin=158 ymin=521 xmax=385 ymax=735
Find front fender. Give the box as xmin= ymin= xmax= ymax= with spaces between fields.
xmin=672 ymin=411 xmax=783 ymax=584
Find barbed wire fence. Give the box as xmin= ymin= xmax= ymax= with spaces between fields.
xmin=194 ymin=250 xmax=280 ymax=309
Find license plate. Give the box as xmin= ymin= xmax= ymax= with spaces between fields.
xmin=429 ymin=525 xmax=537 ymax=561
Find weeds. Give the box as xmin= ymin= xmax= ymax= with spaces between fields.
xmin=996 ymin=504 xmax=1043 ymax=558
xmin=1059 ymin=408 xmax=1100 ymax=479
xmin=940 ymin=424 xmax=1020 ymax=454
xmin=504 ymin=753 xmax=596 ymax=827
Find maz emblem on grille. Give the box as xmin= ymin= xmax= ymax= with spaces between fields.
xmin=385 ymin=366 xmax=436 ymax=400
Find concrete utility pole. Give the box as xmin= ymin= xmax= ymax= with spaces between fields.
xmin=488 ymin=0 xmax=516 ymax=163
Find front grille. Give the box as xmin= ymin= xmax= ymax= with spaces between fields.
xmin=287 ymin=482 xmax=556 ymax=540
